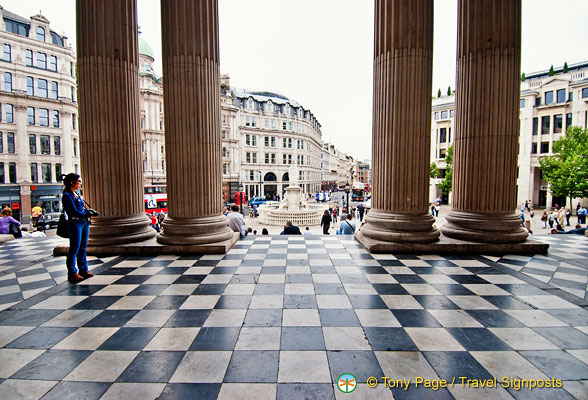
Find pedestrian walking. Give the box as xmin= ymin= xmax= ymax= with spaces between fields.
xmin=337 ymin=214 xmax=356 ymax=235
xmin=565 ymin=208 xmax=571 ymax=226
xmin=321 ymin=210 xmax=332 ymax=235
xmin=333 ymin=207 xmax=338 ymax=223
xmin=541 ymin=210 xmax=548 ymax=229
xmin=548 ymin=212 xmax=555 ymax=229
xmin=435 ymin=204 xmax=440 ymax=217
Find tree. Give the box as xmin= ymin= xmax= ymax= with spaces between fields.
xmin=430 ymin=162 xmax=439 ymax=179
xmin=439 ymin=144 xmax=453 ymax=196
xmin=539 ymin=126 xmax=588 ymax=209
xmin=437 ymin=88 xmax=442 ymax=98
xmin=563 ymin=62 xmax=569 ymax=73
xmin=549 ymin=65 xmax=555 ymax=76
xmin=447 ymin=86 xmax=451 ymax=96
xmin=520 ymin=72 xmax=526 ymax=82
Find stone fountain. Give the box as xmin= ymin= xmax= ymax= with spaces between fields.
xmin=258 ymin=163 xmax=325 ymax=226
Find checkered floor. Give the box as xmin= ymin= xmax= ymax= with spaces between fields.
xmin=0 ymin=235 xmax=587 ymax=399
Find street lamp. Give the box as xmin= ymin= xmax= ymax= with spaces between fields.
xmin=257 ymin=170 xmax=263 ymax=199
xmin=238 ymin=183 xmax=243 ymax=215
xmin=344 ymin=182 xmax=351 ymax=211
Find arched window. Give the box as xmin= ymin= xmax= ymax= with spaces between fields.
xmin=282 ymin=172 xmax=289 ymax=182
xmin=264 ymin=172 xmax=277 ymax=182
xmin=36 ymin=26 xmax=45 ymax=41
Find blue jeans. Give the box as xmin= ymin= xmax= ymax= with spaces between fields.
xmin=67 ymin=219 xmax=89 ymax=274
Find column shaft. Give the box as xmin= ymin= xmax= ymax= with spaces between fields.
xmin=158 ymin=0 xmax=233 ymax=245
xmin=441 ymin=0 xmax=527 ymax=243
xmin=76 ymin=0 xmax=155 ymax=245
xmin=357 ymin=0 xmax=439 ymax=244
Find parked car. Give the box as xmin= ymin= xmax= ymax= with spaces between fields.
xmin=36 ymin=212 xmax=61 ymax=229
xmin=249 ymin=197 xmax=267 ymax=207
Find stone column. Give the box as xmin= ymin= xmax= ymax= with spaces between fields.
xmin=76 ymin=0 xmax=155 ymax=245
xmin=356 ymin=0 xmax=439 ymax=244
xmin=157 ymin=0 xmax=234 ymax=245
xmin=441 ymin=0 xmax=527 ymax=243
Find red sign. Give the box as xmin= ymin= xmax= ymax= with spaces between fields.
xmin=11 ymin=203 xmax=20 ymax=210
xmin=31 ymin=186 xmax=37 ymax=191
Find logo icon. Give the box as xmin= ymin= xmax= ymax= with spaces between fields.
xmin=337 ymin=373 xmax=357 ymax=393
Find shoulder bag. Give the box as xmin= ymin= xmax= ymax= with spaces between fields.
xmin=9 ymin=222 xmax=22 ymax=238
xmin=56 ymin=210 xmax=68 ymax=238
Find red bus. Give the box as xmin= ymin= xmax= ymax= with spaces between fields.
xmin=144 ymin=185 xmax=167 ymax=214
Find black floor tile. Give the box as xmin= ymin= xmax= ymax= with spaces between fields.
xmin=327 ymin=351 xmax=384 ymax=382
xmin=391 ymin=384 xmax=454 ymax=400
xmin=391 ymin=310 xmax=442 ymax=327
xmin=56 ymin=285 xmax=107 ymax=296
xmin=392 ymin=275 xmax=427 ymax=284
xmin=447 ymin=328 xmax=511 ymax=351
xmin=172 ymin=275 xmax=207 ymax=284
xmin=0 ymin=278 xmax=18 ymax=287
xmin=260 ymin=266 xmax=286 ymax=274
xmin=165 ymin=310 xmax=211 ymax=327
xmin=193 ymin=284 xmax=227 ymax=295
xmin=215 ymin=295 xmax=252 ymax=309
xmin=11 ymin=349 xmax=92 ymax=380
xmin=520 ymin=350 xmax=588 ymax=380
xmin=128 ymin=284 xmax=169 ymax=296
xmin=223 ymin=350 xmax=279 ymax=383
xmin=144 ymin=295 xmax=189 ymax=310
xmin=40 ymin=381 xmax=111 ymax=400
xmin=359 ymin=267 xmax=388 ymax=274
xmin=466 ymin=310 xmax=526 ymax=328
xmin=194 ymin=260 xmax=219 ymax=266
xmin=372 ymin=284 xmax=409 ymax=295
xmin=83 ymin=310 xmax=139 ymax=327
xmin=18 ymin=279 xmax=55 ymax=292
xmin=410 ymin=267 xmax=436 ymax=274
xmin=277 ymin=383 xmax=335 ymax=400
xmin=189 ymin=327 xmax=240 ymax=351
xmin=496 ymin=284 xmax=548 ymax=296
xmin=481 ymin=296 xmax=534 ymax=310
xmin=284 ymin=295 xmax=317 ymax=309
xmin=504 ymin=384 xmax=575 ymax=400
xmin=414 ymin=295 xmax=459 ymax=310
xmin=319 ymin=309 xmax=360 ymax=327
xmin=209 ymin=267 xmax=237 ymax=275
xmin=113 ymin=275 xmax=152 ymax=285
xmin=377 ymin=259 xmax=404 ymax=266
xmin=156 ymin=267 xmax=190 ymax=275
xmin=117 ymin=351 xmax=185 ymax=383
xmin=364 ymin=327 xmax=418 ymax=351
xmin=544 ymin=308 xmax=588 ymax=326
xmin=281 ymin=327 xmax=326 ymax=350
xmin=446 ymin=275 xmax=489 ymax=284
xmin=347 ymin=295 xmax=388 ymax=309
xmin=158 ymin=383 xmax=221 ymax=400
xmin=16 ymin=268 xmax=47 ymax=277
xmin=430 ymin=284 xmax=474 ymax=296
xmin=244 ymin=309 xmax=282 ymax=327
xmin=0 ymin=292 xmax=23 ymax=304
xmin=533 ymin=327 xmax=588 ymax=349
xmin=5 ymin=326 xmax=76 ymax=349
xmin=70 ymin=296 xmax=124 ymax=310
xmin=99 ymin=268 xmax=136 ymax=276
xmin=98 ymin=327 xmax=158 ymax=350
xmin=423 ymin=351 xmax=493 ymax=381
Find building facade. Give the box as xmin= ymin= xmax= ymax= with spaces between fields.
xmin=430 ymin=61 xmax=588 ymax=209
xmin=0 ymin=7 xmax=77 ymax=221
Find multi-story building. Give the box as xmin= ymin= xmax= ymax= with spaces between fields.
xmin=430 ymin=61 xmax=588 ymax=209
xmin=0 ymin=7 xmax=77 ymax=221
xmin=321 ymin=142 xmax=339 ymax=190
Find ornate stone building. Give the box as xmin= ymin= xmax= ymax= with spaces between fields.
xmin=0 ymin=7 xmax=77 ymax=221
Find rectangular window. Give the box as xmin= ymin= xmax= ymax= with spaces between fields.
xmin=283 ymin=138 xmax=287 ymax=148
xmin=51 ymin=81 xmax=58 ymax=99
xmin=252 ymin=153 xmax=257 ymax=163
xmin=282 ymin=121 xmax=287 ymax=130
xmin=535 ymin=97 xmax=541 ymax=107
xmin=71 ymin=86 xmax=76 ymax=102
xmin=252 ymin=117 xmax=256 ymax=127
xmin=54 ymin=136 xmax=61 ymax=155
xmin=72 ymin=114 xmax=77 ymax=130
xmin=556 ymin=89 xmax=566 ymax=103
xmin=25 ymin=49 xmax=33 ymax=66
xmin=49 ymin=55 xmax=57 ymax=71
xmin=531 ymin=143 xmax=537 ymax=154
xmin=283 ymin=154 xmax=287 ymax=164
xmin=7 ymin=132 xmax=14 ymax=153
xmin=3 ymin=44 xmax=10 ymax=62
xmin=288 ymin=121 xmax=293 ymax=130
xmin=554 ymin=114 xmax=563 ymax=133
xmin=439 ymin=127 xmax=447 ymax=143
xmin=271 ymin=119 xmax=276 ymax=129
xmin=532 ymin=117 xmax=538 ymax=135
xmin=42 ymin=163 xmax=52 ymax=183
xmin=450 ymin=109 xmax=455 ymax=118
xmin=544 ymin=91 xmax=553 ymax=105
xmin=264 ymin=118 xmax=269 ymax=128
xmin=246 ymin=152 xmax=251 ymax=163
xmin=245 ymin=134 xmax=250 ymax=145
xmin=271 ymin=137 xmax=275 ymax=147
xmin=288 ymin=154 xmax=292 ymax=164
xmin=245 ymin=116 xmax=250 ymax=126
xmin=26 ymin=76 xmax=34 ymax=95
xmin=439 ymin=149 xmax=446 ymax=159
xmin=40 ymin=135 xmax=50 ymax=155
xmin=4 ymin=72 xmax=11 ymax=92
xmin=70 ymin=62 xmax=74 ymax=77
xmin=434 ymin=112 xmax=439 ymax=120
xmin=31 ymin=163 xmax=38 ymax=183
xmin=252 ymin=135 xmax=257 ymax=146
xmin=37 ymin=52 xmax=47 ymax=69
xmin=36 ymin=26 xmax=45 ymax=41
xmin=6 ymin=104 xmax=12 ymax=123
xmin=271 ymin=153 xmax=276 ymax=164
xmin=52 ymin=110 xmax=59 ymax=127
xmin=265 ymin=153 xmax=270 ymax=164
xmin=39 ymin=109 xmax=49 ymax=126
xmin=249 ymin=171 xmax=255 ymax=181
xmin=582 ymin=88 xmax=588 ymax=99
xmin=566 ymin=113 xmax=572 ymax=129
xmin=541 ymin=116 xmax=550 ymax=134
xmin=441 ymin=110 xmax=448 ymax=119
xmin=0 ymin=132 xmax=2 ymax=152
xmin=73 ymin=138 xmax=78 ymax=156
xmin=540 ymin=142 xmax=550 ymax=154
xmin=519 ymin=98 xmax=525 ymax=108
xmin=568 ymin=92 xmax=573 ymax=102
xmin=288 ymin=138 xmax=292 ymax=148
xmin=38 ymin=79 xmax=47 ymax=97
xmin=8 ymin=162 xmax=16 ymax=183
xmin=29 ymin=134 xmax=36 ymax=154
xmin=0 ymin=162 xmax=3 ymax=183
xmin=55 ymin=163 xmax=61 ymax=180
xmin=264 ymin=136 xmax=270 ymax=147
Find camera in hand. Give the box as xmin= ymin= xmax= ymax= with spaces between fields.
xmin=86 ymin=208 xmax=100 ymax=217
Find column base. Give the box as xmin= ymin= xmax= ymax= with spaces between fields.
xmin=157 ymin=214 xmax=234 ymax=246
xmin=441 ymin=210 xmax=528 ymax=243
xmin=358 ymin=210 xmax=440 ymax=244
xmin=88 ymin=213 xmax=156 ymax=246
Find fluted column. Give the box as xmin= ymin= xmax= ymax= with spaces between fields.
xmin=357 ymin=0 xmax=439 ymax=244
xmin=157 ymin=0 xmax=234 ymax=245
xmin=441 ymin=0 xmax=527 ymax=243
xmin=76 ymin=0 xmax=155 ymax=246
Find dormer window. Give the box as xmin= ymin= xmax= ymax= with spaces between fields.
xmin=36 ymin=26 xmax=45 ymax=42
xmin=247 ymin=98 xmax=254 ymax=110
xmin=285 ymin=104 xmax=290 ymax=114
xmin=266 ymin=101 xmax=273 ymax=112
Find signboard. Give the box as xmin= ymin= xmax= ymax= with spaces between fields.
xmin=31 ymin=186 xmax=36 ymax=191
xmin=11 ymin=202 xmax=20 ymax=210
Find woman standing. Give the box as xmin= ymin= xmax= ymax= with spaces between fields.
xmin=321 ymin=209 xmax=332 ymax=235
xmin=0 ymin=207 xmax=20 ymax=235
xmin=61 ymin=173 xmax=93 ymax=283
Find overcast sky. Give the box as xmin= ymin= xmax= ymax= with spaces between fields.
xmin=4 ymin=0 xmax=588 ymax=160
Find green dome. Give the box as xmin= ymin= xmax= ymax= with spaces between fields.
xmin=138 ymin=34 xmax=155 ymax=60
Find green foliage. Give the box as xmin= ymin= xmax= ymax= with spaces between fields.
xmin=563 ymin=62 xmax=568 ymax=73
xmin=439 ymin=144 xmax=453 ymax=195
xmin=437 ymin=88 xmax=441 ymax=98
xmin=521 ymin=72 xmax=526 ymax=82
xmin=430 ymin=162 xmax=439 ymax=179
xmin=549 ymin=65 xmax=555 ymax=76
xmin=539 ymin=126 xmax=588 ymax=207
xmin=447 ymin=86 xmax=451 ymax=96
